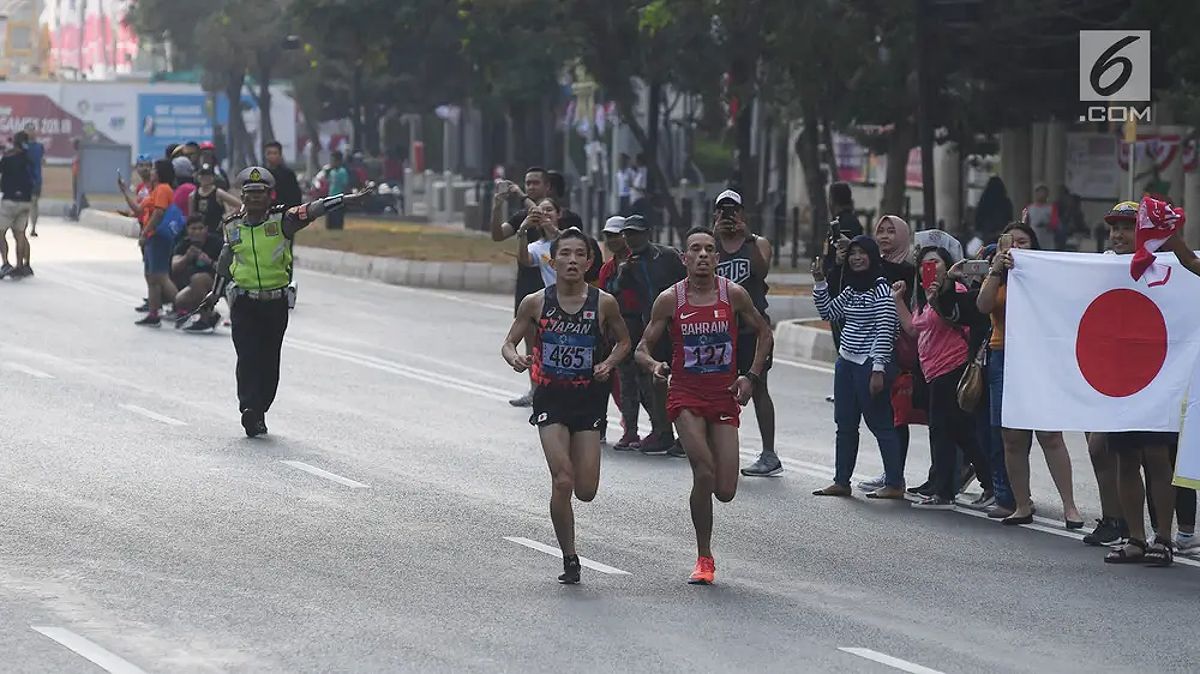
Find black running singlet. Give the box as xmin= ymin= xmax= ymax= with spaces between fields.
xmin=716 ymin=236 xmax=769 ymax=318
xmin=532 ymin=286 xmax=605 ymax=389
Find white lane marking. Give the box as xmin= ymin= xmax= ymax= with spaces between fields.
xmin=43 ymin=273 xmax=141 ymax=305
xmin=838 ymin=647 xmax=944 ymax=674
xmin=118 ymin=404 xmax=187 ymax=427
xmin=773 ymin=356 xmax=835 ymax=374
xmin=3 ymin=362 xmax=54 ymax=379
xmin=285 ymin=337 xmax=514 ymax=403
xmin=504 ymin=536 xmax=631 ymax=575
xmin=31 ymin=626 xmax=148 ymax=674
xmin=280 ymin=460 xmax=370 ymax=489
xmin=303 ymin=269 xmax=511 ymax=312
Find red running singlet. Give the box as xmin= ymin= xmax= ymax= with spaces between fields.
xmin=667 ymin=277 xmax=741 ymax=426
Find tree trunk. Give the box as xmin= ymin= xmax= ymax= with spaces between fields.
xmin=796 ymin=103 xmax=829 ymax=259
xmin=881 ymin=118 xmax=916 ymax=217
xmin=365 ymin=103 xmax=381 ymax=156
xmin=731 ymin=60 xmax=757 ymax=213
xmin=350 ymin=63 xmax=364 ymax=153
xmin=257 ymin=63 xmax=275 ymax=145
xmin=224 ymin=71 xmax=255 ymax=171
xmin=647 ymin=78 xmax=662 ymax=193
xmin=305 ymin=113 xmax=321 ymax=178
xmin=617 ymin=99 xmax=681 ymax=231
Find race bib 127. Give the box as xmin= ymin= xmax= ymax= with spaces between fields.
xmin=682 ymin=332 xmax=732 ymax=374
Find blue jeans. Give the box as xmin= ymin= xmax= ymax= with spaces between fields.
xmin=833 ymin=357 xmax=904 ymax=487
xmin=984 ymin=349 xmax=1014 ymax=508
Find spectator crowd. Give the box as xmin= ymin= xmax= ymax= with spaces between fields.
xmin=115 ymin=139 xmax=305 ymax=331
xmin=491 ymin=165 xmax=1198 ymax=568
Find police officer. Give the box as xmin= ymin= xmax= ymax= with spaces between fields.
xmin=200 ymin=166 xmax=372 ymax=437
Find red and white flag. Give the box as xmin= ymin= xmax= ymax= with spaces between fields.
xmin=1005 ymin=250 xmax=1200 ymax=432
xmin=1130 ymin=195 xmax=1185 ymax=287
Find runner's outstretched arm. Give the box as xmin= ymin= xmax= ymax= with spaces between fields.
xmin=595 ymin=292 xmax=631 ymax=382
xmin=502 ymin=293 xmax=540 ymax=371
xmin=1164 ymin=233 xmax=1200 ymax=279
xmin=729 ymin=284 xmax=773 ymax=405
xmin=634 ymin=289 xmax=675 ymax=379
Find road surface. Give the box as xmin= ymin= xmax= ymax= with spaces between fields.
xmin=1 ymin=221 xmax=1197 ymax=673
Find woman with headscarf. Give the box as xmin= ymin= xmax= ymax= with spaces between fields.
xmin=810 ymin=236 xmax=905 ymax=499
xmin=857 ymin=216 xmax=919 ymax=493
xmin=974 ymin=176 xmax=1013 ymax=243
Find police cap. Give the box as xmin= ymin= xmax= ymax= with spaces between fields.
xmin=237 ymin=166 xmax=275 ymax=192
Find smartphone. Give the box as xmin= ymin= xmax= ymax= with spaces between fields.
xmin=998 ymin=233 xmax=1013 ymax=253
xmin=920 ymin=259 xmax=939 ymax=290
xmin=719 ymin=204 xmax=739 ymax=221
xmin=827 ymin=222 xmax=842 ymax=247
xmin=961 ymin=259 xmax=991 ymax=279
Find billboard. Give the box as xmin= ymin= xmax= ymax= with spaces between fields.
xmin=0 ymin=82 xmax=297 ymax=163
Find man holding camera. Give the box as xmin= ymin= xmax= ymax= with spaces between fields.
xmin=713 ymin=190 xmax=780 ymax=477
xmin=490 ymin=167 xmax=585 ymax=407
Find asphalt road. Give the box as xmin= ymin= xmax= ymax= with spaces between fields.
xmin=1 ymin=221 xmax=1197 ymax=674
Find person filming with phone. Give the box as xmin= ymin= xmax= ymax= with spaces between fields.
xmin=892 ymin=246 xmax=992 ymax=509
xmin=711 ymin=190 xmax=781 ymax=477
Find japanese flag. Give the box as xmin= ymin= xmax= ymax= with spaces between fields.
xmin=1004 ymin=250 xmax=1200 ymax=432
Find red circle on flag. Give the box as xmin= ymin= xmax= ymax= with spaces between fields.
xmin=1075 ymin=289 xmax=1167 ymax=398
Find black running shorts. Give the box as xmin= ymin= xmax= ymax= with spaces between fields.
xmin=530 ymin=386 xmax=608 ymax=434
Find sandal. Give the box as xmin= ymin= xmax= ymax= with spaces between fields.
xmin=1104 ymin=538 xmax=1147 ymax=564
xmin=1145 ymin=537 xmax=1175 ymax=567
xmin=812 ymin=483 xmax=852 ymax=497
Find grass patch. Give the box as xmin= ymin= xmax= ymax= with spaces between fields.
xmin=295 ymin=217 xmax=516 ymax=265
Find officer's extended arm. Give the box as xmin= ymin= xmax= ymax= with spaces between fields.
xmin=282 ymin=187 xmax=373 ymax=237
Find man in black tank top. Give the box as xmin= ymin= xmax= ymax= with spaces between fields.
xmin=193 ymin=164 xmax=243 ymax=233
xmin=502 ymin=229 xmax=630 ymax=584
xmin=713 ymin=190 xmax=781 ymax=477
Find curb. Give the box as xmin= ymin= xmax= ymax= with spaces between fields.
xmin=77 ymin=208 xmax=518 ymax=295
xmin=72 ymin=208 xmax=822 ymax=329
xmin=774 ymin=319 xmax=837 ymax=365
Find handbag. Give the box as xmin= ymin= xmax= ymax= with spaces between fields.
xmin=956 ymin=327 xmax=992 ymax=412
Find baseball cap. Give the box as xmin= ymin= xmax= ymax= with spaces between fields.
xmin=714 ymin=189 xmax=742 ymax=207
xmin=135 ymin=154 xmax=153 ymax=164
xmin=603 ymin=216 xmax=626 ymax=234
xmin=621 ymin=214 xmax=649 ymax=232
xmin=1104 ymin=200 xmax=1139 ymax=224
xmin=199 ymin=141 xmax=215 ymax=150
xmin=172 ymin=156 xmax=194 ymax=178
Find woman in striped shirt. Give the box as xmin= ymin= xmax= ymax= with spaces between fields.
xmin=811 ymin=236 xmax=905 ymax=499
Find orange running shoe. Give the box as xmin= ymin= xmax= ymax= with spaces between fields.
xmin=688 ymin=556 xmax=716 ymax=584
